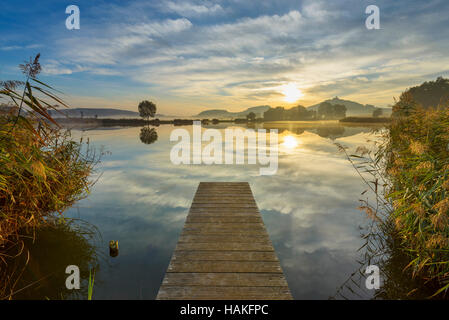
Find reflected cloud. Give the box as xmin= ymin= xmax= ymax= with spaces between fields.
xmin=67 ymin=123 xmax=383 ymax=299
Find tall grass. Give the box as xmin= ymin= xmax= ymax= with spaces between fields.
xmin=383 ymin=106 xmax=449 ymax=296
xmin=0 ymin=54 xmax=100 ymax=296
xmin=87 ymin=269 xmax=95 ymax=300
xmin=336 ymin=105 xmax=449 ymax=298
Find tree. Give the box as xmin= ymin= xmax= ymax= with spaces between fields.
xmin=318 ymin=102 xmax=334 ymax=119
xmin=246 ymin=112 xmax=256 ymax=122
xmin=138 ymin=100 xmax=157 ymax=120
xmin=392 ymin=77 xmax=449 ymax=117
xmin=372 ymin=108 xmax=383 ymax=118
xmin=333 ymin=104 xmax=347 ymax=119
xmin=263 ymin=107 xmax=285 ymax=121
xmin=392 ymin=92 xmax=419 ymax=117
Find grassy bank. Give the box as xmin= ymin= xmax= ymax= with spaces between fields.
xmin=0 ymin=119 xmax=97 ymax=244
xmin=342 ymin=105 xmax=449 ymax=297
xmin=1 ymin=55 xmax=98 ymax=263
xmin=383 ymin=107 xmax=449 ymax=295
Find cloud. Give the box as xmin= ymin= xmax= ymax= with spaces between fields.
xmin=163 ymin=1 xmax=224 ymax=17
xmin=7 ymin=0 xmax=449 ymax=111
xmin=127 ymin=18 xmax=193 ymax=36
xmin=42 ymin=65 xmax=74 ymax=75
xmin=1 ymin=46 xmax=22 ymax=51
xmin=1 ymin=44 xmax=42 ymax=51
xmin=301 ymin=0 xmax=340 ymax=21
xmin=41 ymin=61 xmax=121 ymax=76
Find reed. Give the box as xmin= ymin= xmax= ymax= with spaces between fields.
xmin=87 ymin=269 xmax=95 ymax=300
xmin=0 ymin=54 xmax=99 ymax=276
xmin=337 ymin=104 xmax=449 ymax=298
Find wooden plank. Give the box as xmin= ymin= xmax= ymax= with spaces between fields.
xmin=183 ymin=222 xmax=266 ymax=231
xmin=178 ymin=234 xmax=271 ymax=243
xmin=162 ymin=273 xmax=288 ymax=287
xmin=157 ymin=182 xmax=292 ymax=300
xmin=193 ymin=195 xmax=256 ymax=198
xmin=181 ymin=230 xmax=268 ymax=236
xmin=190 ymin=204 xmax=258 ymax=208
xmin=186 ymin=216 xmax=262 ymax=223
xmin=194 ymin=193 xmax=254 ymax=196
xmin=189 ymin=209 xmax=260 ymax=214
xmin=192 ymin=200 xmax=257 ymax=204
xmin=171 ymin=251 xmax=279 ymax=262
xmin=182 ymin=223 xmax=266 ymax=234
xmin=157 ymin=286 xmax=292 ymax=300
xmin=175 ymin=242 xmax=274 ymax=252
xmin=168 ymin=261 xmax=283 ymax=273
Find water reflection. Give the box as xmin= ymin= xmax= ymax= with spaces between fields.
xmin=282 ymin=135 xmax=299 ymax=149
xmin=1 ymin=219 xmax=101 ymax=300
xmin=332 ymin=221 xmax=444 ymax=300
xmin=262 ymin=122 xmax=378 ymax=140
xmin=139 ymin=127 xmax=158 ymax=145
xmin=6 ymin=122 xmax=393 ymax=299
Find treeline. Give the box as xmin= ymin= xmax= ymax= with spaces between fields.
xmin=263 ymin=103 xmax=347 ymax=121
xmin=263 ymin=106 xmax=316 ymax=121
xmin=393 ymin=77 xmax=449 ymax=116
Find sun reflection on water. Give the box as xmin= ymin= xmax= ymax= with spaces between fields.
xmin=282 ymin=135 xmax=299 ymax=149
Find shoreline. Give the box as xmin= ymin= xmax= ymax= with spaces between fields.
xmin=56 ymin=117 xmax=391 ymax=128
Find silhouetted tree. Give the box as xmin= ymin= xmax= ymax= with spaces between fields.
xmin=263 ymin=107 xmax=285 ymax=121
xmin=246 ymin=112 xmax=256 ymax=122
xmin=318 ymin=103 xmax=346 ymax=120
xmin=333 ymin=104 xmax=347 ymax=119
xmin=318 ymin=102 xmax=334 ymax=119
xmin=264 ymin=105 xmax=316 ymax=121
xmin=138 ymin=100 xmax=157 ymax=121
xmin=373 ymin=108 xmax=383 ymax=118
xmin=392 ymin=92 xmax=419 ymax=117
xmin=393 ymin=77 xmax=449 ymax=116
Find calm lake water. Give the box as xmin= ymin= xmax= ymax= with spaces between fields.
xmin=10 ymin=121 xmax=390 ymax=299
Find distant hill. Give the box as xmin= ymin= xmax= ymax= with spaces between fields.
xmin=196 ymin=106 xmax=270 ymax=119
xmin=48 ymin=108 xmax=139 ymax=118
xmin=307 ymin=97 xmax=390 ymax=116
xmin=47 ymin=108 xmax=172 ymax=119
xmin=1 ymin=105 xmax=176 ymax=119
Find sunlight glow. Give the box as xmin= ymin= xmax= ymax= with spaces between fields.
xmin=282 ymin=135 xmax=299 ymax=149
xmin=281 ymin=83 xmax=303 ymax=103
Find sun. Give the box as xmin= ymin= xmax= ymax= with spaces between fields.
xmin=281 ymin=83 xmax=303 ymax=103
xmin=282 ymin=135 xmax=299 ymax=149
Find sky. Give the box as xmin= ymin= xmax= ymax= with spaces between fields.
xmin=1 ymin=0 xmax=449 ymax=116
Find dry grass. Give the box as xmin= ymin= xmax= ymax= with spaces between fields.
xmin=0 ymin=54 xmax=100 ymax=297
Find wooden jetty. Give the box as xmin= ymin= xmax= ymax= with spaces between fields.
xmin=157 ymin=182 xmax=292 ymax=300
